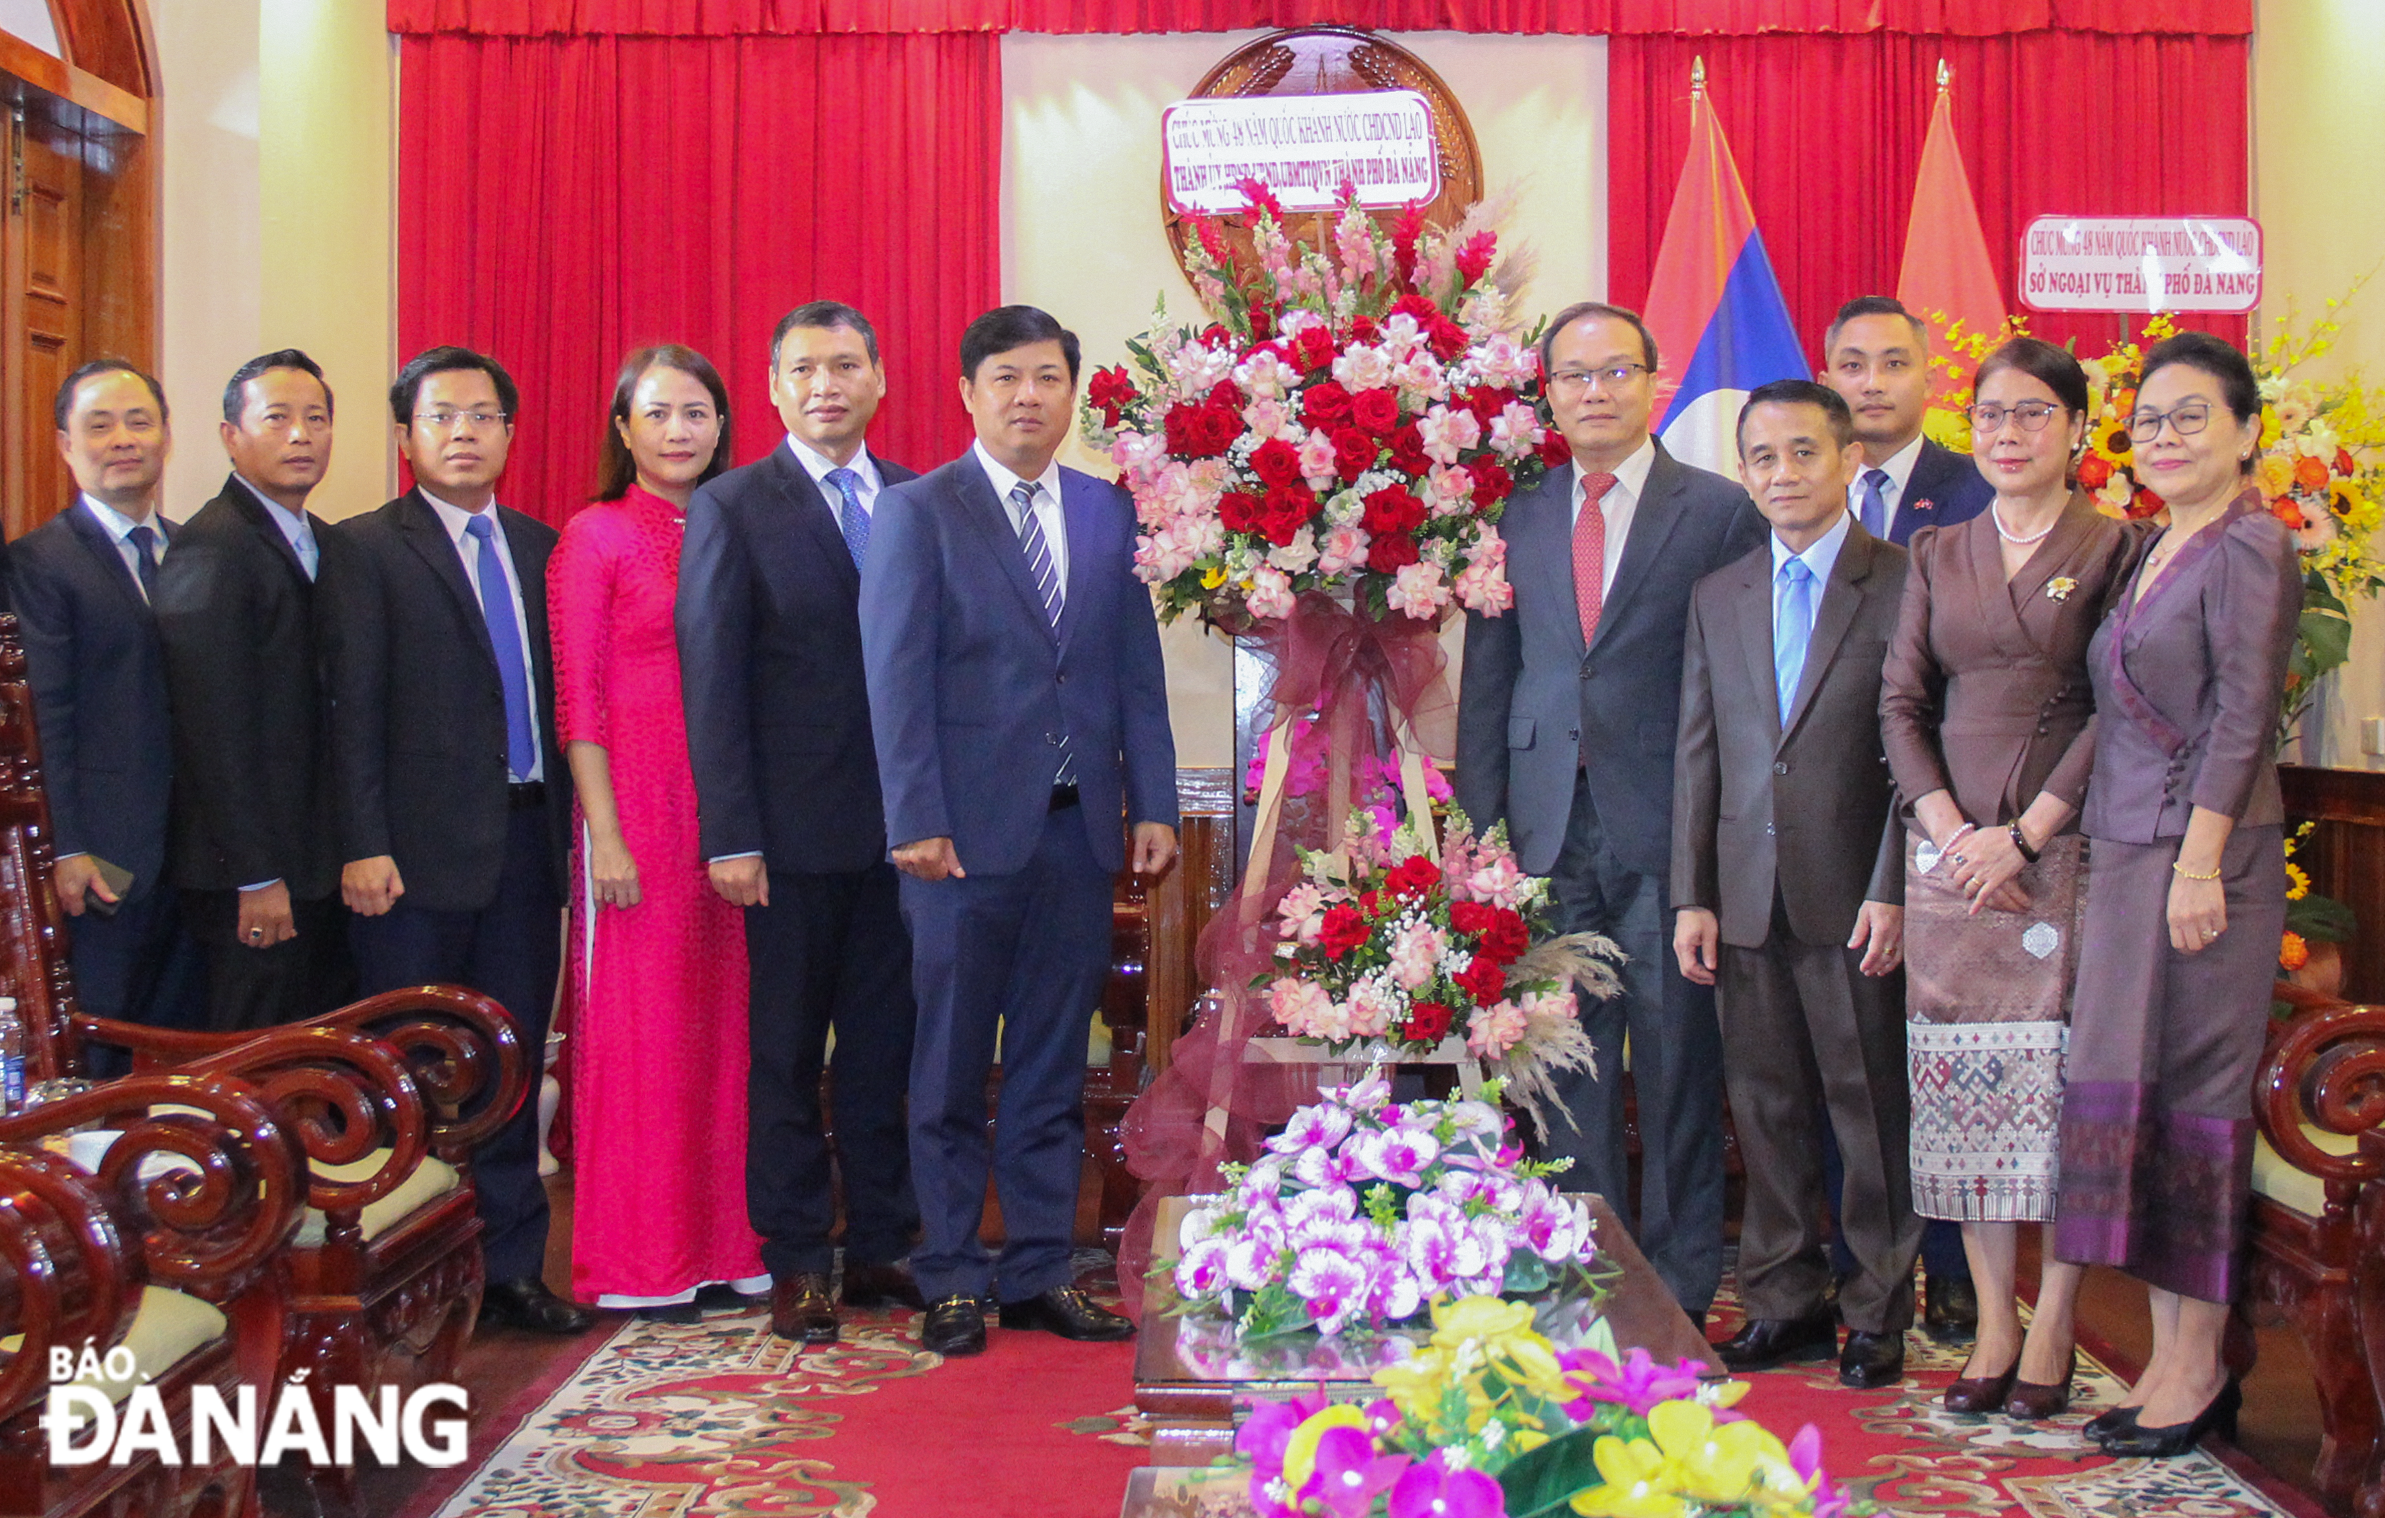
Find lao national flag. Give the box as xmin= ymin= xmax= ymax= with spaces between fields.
xmin=1641 ymin=85 xmax=1806 ymax=477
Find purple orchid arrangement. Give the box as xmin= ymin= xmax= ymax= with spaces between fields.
xmin=1170 ymin=1077 xmax=1597 ymax=1339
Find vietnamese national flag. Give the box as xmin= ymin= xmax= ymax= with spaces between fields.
xmin=1897 ymin=78 xmax=2007 ymax=392
xmin=1641 ymin=78 xmax=1807 ymax=478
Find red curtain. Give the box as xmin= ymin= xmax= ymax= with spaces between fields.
xmin=1607 ymin=31 xmax=2252 ymax=362
xmin=386 ymin=0 xmax=2252 ymax=37
xmin=397 ymin=32 xmax=998 ymax=526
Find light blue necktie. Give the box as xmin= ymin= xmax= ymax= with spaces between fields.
xmin=1857 ymin=468 xmax=1891 ymax=538
xmin=294 ymin=521 xmax=320 ymax=582
xmin=463 ymin=514 xmax=537 ymax=781
xmin=1775 ymin=557 xmax=1816 ymax=723
xmin=1010 ymin=480 xmax=1075 ymax=786
xmin=826 ymin=466 xmax=869 ymax=569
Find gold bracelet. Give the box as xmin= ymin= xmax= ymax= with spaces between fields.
xmin=2171 ymin=860 xmax=2222 ymax=881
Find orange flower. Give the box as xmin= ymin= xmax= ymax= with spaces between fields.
xmin=2296 ymin=454 xmax=2334 ymax=493
xmin=2281 ymin=931 xmax=2311 ymax=972
xmin=2272 ymin=497 xmax=2308 ymax=530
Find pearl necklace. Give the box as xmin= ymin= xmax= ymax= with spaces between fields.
xmin=1991 ymin=503 xmax=2058 ymax=546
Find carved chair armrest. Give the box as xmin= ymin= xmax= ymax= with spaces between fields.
xmin=0 ymin=1148 xmax=140 ymax=1418
xmin=76 ymin=984 xmax=527 ymax=1166
xmin=2258 ymin=993 xmax=2385 ymax=1204
xmin=0 ymin=1072 xmax=306 ymax=1304
xmin=181 ymin=1026 xmax=432 ymax=1218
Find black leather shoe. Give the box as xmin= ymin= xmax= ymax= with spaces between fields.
xmin=843 ymin=1260 xmax=927 ymax=1311
xmin=479 ymin=1276 xmax=597 ymax=1336
xmin=1712 ymin=1313 xmax=1837 ymax=1373
xmin=996 ymin=1284 xmax=1135 ymax=1341
xmin=691 ymin=1281 xmax=769 ymax=1313
xmin=635 ymin=1302 xmax=702 ymax=1324
xmin=770 ymin=1273 xmax=839 ymax=1344
xmin=922 ymin=1294 xmax=988 ymax=1356
xmin=2096 ymin=1378 xmax=2240 ymax=1457
xmin=1839 ymin=1328 xmax=1907 ymax=1388
xmin=2082 ymin=1404 xmax=2141 ymax=1440
xmin=1923 ymin=1273 xmax=1979 ymax=1344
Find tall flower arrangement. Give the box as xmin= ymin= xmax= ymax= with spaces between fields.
xmin=1917 ymin=300 xmax=2385 ymax=746
xmin=1234 ymin=1297 xmax=1861 ymax=1518
xmin=1081 ymin=182 xmax=1560 ymax=628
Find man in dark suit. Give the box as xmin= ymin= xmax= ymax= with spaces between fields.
xmin=1819 ymin=295 xmax=1994 ymax=545
xmin=861 ymin=305 xmax=1177 ymax=1358
xmin=678 ymin=301 xmax=923 ymax=1345
xmin=154 ymin=349 xmax=353 ymax=1031
xmin=1671 ymin=379 xmax=1922 ymax=1390
xmin=1819 ymin=294 xmax=1986 ymax=1337
xmin=12 ymin=360 xmax=207 ymax=1041
xmin=1456 ymin=302 xmax=1763 ymax=1323
xmin=325 ymin=345 xmax=590 ymax=1336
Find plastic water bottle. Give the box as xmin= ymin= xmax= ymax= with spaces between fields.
xmin=0 ymin=998 xmax=25 ymax=1115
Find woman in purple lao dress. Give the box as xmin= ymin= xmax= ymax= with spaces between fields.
xmin=553 ymin=345 xmax=766 ymax=1319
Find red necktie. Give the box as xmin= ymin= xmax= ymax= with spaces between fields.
xmin=1572 ymin=471 xmax=1618 ymax=647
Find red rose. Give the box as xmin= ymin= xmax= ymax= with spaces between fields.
xmin=1463 ymin=385 xmax=1516 ymax=426
xmin=1249 ymin=437 xmax=1304 ymax=487
xmin=1318 ymin=903 xmax=1368 ymax=959
xmin=1247 ymin=303 xmax=1276 ymax=343
xmin=2075 ymin=454 xmax=2113 ymax=491
xmin=1202 ymin=404 xmax=1244 ymax=456
xmin=1389 ymin=424 xmax=1432 ymax=476
xmin=1449 ymin=901 xmax=1495 ymax=937
xmin=1349 ymin=388 xmax=1402 ymax=438
xmin=1359 ymin=889 xmax=1382 ymax=917
xmin=1219 ymin=491 xmax=1263 ymax=534
xmin=1477 ymin=908 xmax=1530 ymax=964
xmin=1362 ymin=486 xmax=1427 ymax=536
xmin=1199 ymin=323 xmax=1234 ymax=350
xmin=1087 ymin=365 xmax=1139 ymax=424
xmin=1303 ymin=380 xmax=1354 ymax=427
xmin=1454 ymin=953 xmax=1507 ymax=1007
xmin=1538 ymin=427 xmax=1572 ymax=468
xmin=2273 ymin=497 xmax=2307 ymax=530
xmin=1164 ymin=402 xmax=1213 ymax=458
xmin=1467 ymin=457 xmax=1515 ymax=510
xmin=1402 ymin=1001 xmax=1455 ymax=1045
xmin=2340 ymin=447 xmax=2358 ymax=476
xmin=1389 ymin=293 xmax=1442 ymax=327
xmin=1349 ymin=315 xmax=1382 ymax=345
xmin=1367 ymin=532 xmax=1420 ymax=573
xmin=1260 ymin=484 xmax=1316 ymax=545
xmin=1385 ymin=855 xmax=1441 ymax=898
xmin=1293 ymin=326 xmax=1337 ymax=374
xmin=1208 ymin=380 xmax=1244 ymax=411
xmin=1427 ymin=317 xmax=1470 ymax=363
xmin=1334 ymin=427 xmax=1381 ymax=482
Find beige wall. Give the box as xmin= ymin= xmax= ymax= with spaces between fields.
xmin=2256 ymin=1 xmax=2385 ymax=767
xmin=153 ymin=0 xmax=394 ymax=524
xmin=1001 ymin=31 xmax=1607 ymax=764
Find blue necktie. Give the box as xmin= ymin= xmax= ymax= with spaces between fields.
xmin=125 ymin=524 xmax=159 ymax=601
xmin=1775 ymin=557 xmax=1816 ymax=723
xmin=1010 ymin=480 xmax=1075 ymax=786
xmin=1858 ymin=468 xmax=1891 ymax=538
xmin=294 ymin=521 xmax=320 ymax=582
xmin=826 ymin=466 xmax=868 ymax=569
xmin=463 ymin=514 xmax=537 ymax=780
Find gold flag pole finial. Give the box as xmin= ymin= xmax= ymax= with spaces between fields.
xmin=1936 ymin=58 xmax=1951 ymax=92
xmin=1691 ymin=55 xmax=1706 ymax=97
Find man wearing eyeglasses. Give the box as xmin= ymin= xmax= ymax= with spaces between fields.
xmin=1455 ymin=301 xmax=1764 ymax=1325
xmin=323 ymin=345 xmax=593 ymax=1337
xmin=1819 ymin=296 xmax=1994 ymax=545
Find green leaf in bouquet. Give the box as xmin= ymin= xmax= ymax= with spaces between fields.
xmin=1495 ymin=1426 xmax=1606 ymax=1518
xmin=1238 ymin=1281 xmax=1316 ymax=1340
xmin=1503 ymin=1252 xmax=1553 ymax=1295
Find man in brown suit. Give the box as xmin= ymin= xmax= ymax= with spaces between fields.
xmin=1671 ymin=379 xmax=1921 ymax=1389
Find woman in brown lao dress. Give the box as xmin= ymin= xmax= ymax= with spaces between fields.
xmin=2056 ymin=331 xmax=2301 ymax=1457
xmin=1882 ymin=337 xmax=2141 ymax=1419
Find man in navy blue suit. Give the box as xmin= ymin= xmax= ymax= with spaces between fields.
xmin=1819 ymin=296 xmax=1994 ymax=545
xmin=1817 ymin=294 xmax=1985 ymax=1341
xmin=679 ymin=301 xmax=923 ymax=1345
xmin=860 ymin=305 xmax=1177 ymax=1358
xmin=12 ymin=361 xmax=208 ymax=1042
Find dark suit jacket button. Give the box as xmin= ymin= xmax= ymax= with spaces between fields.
xmin=1046 ymin=733 xmax=1059 ymax=745
xmin=1772 ymin=760 xmax=1789 ymax=775
xmin=1765 ymin=823 xmax=1776 ymax=835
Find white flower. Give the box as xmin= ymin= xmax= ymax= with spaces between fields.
xmin=1488 ymin=401 xmax=1545 ymax=458
xmin=1388 ymin=561 xmax=1451 ymax=620
xmin=1417 ymin=404 xmax=1483 ymax=465
xmin=1333 ymin=344 xmax=1393 ymax=393
xmin=1167 ymin=342 xmax=1235 ymax=396
xmin=1266 ymin=526 xmax=1320 ymax=575
xmin=1247 ymin=564 xmax=1297 ymax=620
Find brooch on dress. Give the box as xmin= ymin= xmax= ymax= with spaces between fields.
xmin=2046 ymin=576 xmax=2078 ymax=602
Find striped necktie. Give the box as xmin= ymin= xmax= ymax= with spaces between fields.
xmin=1009 ymin=480 xmax=1074 ymax=785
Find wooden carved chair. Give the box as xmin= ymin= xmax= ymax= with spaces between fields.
xmin=2243 ymin=981 xmax=2385 ymax=1510
xmin=0 ymin=1070 xmax=306 ymax=1518
xmin=0 ymin=616 xmax=528 ymax=1512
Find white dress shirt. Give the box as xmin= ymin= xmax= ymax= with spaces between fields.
xmin=974 ymin=440 xmax=1069 ymax=590
xmin=1845 ymin=432 xmax=1925 ymax=527
xmin=80 ymin=494 xmax=165 ymax=601
xmin=1769 ymin=509 xmax=1853 ymax=649
xmin=787 ymin=435 xmax=883 ymax=517
xmin=420 ymin=489 xmax=544 ymax=783
xmin=233 ymin=476 xmax=319 ymax=580
xmin=1565 ymin=436 xmax=1657 ymax=597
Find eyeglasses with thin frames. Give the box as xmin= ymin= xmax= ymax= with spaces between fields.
xmin=1546 ymin=363 xmax=1651 ymax=396
xmin=2127 ymin=401 xmax=2213 ymax=444
xmin=1968 ymin=400 xmax=2065 ymax=433
xmin=413 ymin=409 xmax=509 ymax=432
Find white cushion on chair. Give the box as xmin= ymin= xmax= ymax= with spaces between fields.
xmin=294 ymin=1150 xmax=464 ymax=1246
xmin=2 ymin=1285 xmax=227 ymax=1408
xmin=2252 ymin=1124 xmax=2360 ymax=1218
